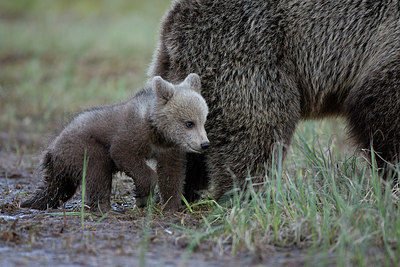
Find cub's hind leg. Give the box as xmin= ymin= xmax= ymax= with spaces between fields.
xmin=80 ymin=139 xmax=116 ymax=212
xmin=21 ymin=151 xmax=79 ymax=210
xmin=48 ymin=135 xmax=115 ymax=211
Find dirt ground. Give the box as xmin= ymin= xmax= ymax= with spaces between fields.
xmin=0 ymin=135 xmax=309 ymax=267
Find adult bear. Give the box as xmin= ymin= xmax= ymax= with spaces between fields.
xmin=149 ymin=0 xmax=400 ymax=201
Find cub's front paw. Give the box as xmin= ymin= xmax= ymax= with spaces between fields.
xmin=162 ymin=198 xmax=181 ymax=212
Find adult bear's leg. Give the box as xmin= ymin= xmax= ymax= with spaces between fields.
xmin=345 ymin=61 xmax=400 ymax=179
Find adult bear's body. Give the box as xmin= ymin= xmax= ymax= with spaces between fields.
xmin=149 ymin=0 xmax=400 ymax=200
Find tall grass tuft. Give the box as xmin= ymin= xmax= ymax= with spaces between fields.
xmin=81 ymin=149 xmax=88 ymax=237
xmin=139 ymin=193 xmax=155 ymax=267
xmin=181 ymin=128 xmax=400 ymax=265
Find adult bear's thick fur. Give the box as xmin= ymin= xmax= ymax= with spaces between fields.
xmin=149 ymin=0 xmax=400 ymax=200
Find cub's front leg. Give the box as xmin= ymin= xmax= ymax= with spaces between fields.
xmin=110 ymin=139 xmax=157 ymax=208
xmin=156 ymin=149 xmax=185 ymax=211
xmin=128 ymin=161 xmax=158 ymax=208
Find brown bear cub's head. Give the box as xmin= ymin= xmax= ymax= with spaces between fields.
xmin=151 ymin=73 xmax=210 ymax=153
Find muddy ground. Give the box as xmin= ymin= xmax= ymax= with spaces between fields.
xmin=0 ymin=135 xmax=309 ymax=267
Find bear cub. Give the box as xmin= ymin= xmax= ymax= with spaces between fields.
xmin=21 ymin=73 xmax=210 ymax=211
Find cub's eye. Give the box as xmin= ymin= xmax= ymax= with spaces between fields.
xmin=185 ymin=121 xmax=195 ymax=128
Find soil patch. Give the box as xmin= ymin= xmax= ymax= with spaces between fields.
xmin=0 ymin=133 xmax=307 ymax=266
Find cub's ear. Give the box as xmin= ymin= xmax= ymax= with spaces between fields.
xmin=153 ymin=76 xmax=175 ymax=102
xmin=183 ymin=73 xmax=201 ymax=93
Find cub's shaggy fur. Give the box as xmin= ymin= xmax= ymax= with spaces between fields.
xmin=21 ymin=74 xmax=209 ymax=211
xmin=149 ymin=0 xmax=400 ymax=200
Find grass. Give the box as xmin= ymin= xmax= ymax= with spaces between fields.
xmin=81 ymin=150 xmax=88 ymax=236
xmin=178 ymin=129 xmax=400 ymax=265
xmin=1 ymin=1 xmax=400 ymax=266
xmin=139 ymin=199 xmax=153 ymax=267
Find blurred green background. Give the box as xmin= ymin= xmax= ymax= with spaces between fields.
xmin=0 ymin=0 xmax=170 ymax=150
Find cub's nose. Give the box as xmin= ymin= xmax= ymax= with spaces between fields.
xmin=201 ymin=142 xmax=211 ymax=149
